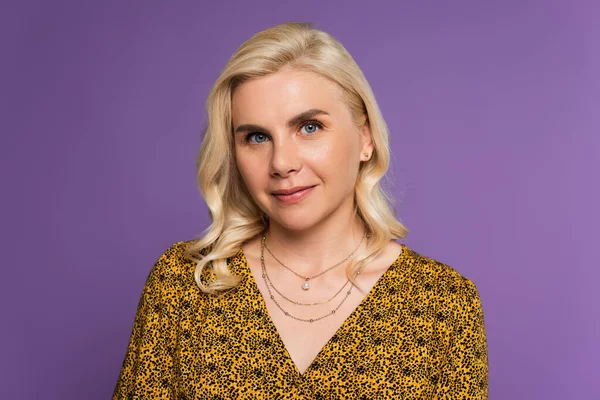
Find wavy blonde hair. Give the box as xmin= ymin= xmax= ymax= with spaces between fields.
xmin=183 ymin=21 xmax=409 ymax=295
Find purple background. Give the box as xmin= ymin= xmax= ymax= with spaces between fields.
xmin=1 ymin=1 xmax=598 ymax=399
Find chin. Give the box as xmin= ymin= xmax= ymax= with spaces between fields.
xmin=267 ymin=212 xmax=320 ymax=232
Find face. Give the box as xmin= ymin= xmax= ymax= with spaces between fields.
xmin=231 ymin=67 xmax=373 ymax=232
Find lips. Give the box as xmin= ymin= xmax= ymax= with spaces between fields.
xmin=271 ymin=185 xmax=316 ymax=204
xmin=271 ymin=185 xmax=316 ymax=195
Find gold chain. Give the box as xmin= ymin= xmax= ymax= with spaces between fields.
xmin=262 ymin=259 xmax=351 ymax=306
xmin=260 ymin=234 xmax=367 ymax=323
xmin=263 ymin=232 xmax=366 ymax=281
xmin=263 ymin=231 xmax=367 ymax=291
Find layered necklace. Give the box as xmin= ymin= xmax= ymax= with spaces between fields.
xmin=263 ymin=232 xmax=367 ymax=291
xmin=259 ymin=231 xmax=369 ymax=323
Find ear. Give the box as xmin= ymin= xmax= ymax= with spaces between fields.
xmin=359 ymin=119 xmax=374 ymax=159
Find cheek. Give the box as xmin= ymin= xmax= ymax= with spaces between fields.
xmin=308 ymin=140 xmax=356 ymax=176
xmin=235 ymin=151 xmax=265 ymax=188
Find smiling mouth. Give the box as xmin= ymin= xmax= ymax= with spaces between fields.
xmin=272 ymin=185 xmax=316 ymax=203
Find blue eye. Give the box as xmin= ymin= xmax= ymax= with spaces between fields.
xmin=301 ymin=123 xmax=319 ymax=134
xmin=300 ymin=119 xmax=324 ymax=135
xmin=243 ymin=120 xmax=324 ymax=145
xmin=245 ymin=132 xmax=269 ymax=144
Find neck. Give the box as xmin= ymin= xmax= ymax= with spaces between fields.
xmin=263 ymin=208 xmax=367 ymax=277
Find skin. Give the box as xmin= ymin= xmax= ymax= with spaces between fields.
xmin=232 ymin=66 xmax=374 ymax=271
xmin=231 ymin=66 xmax=403 ymax=374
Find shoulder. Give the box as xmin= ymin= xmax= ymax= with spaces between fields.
xmin=401 ymin=245 xmax=481 ymax=307
xmin=143 ymin=240 xmax=204 ymax=290
xmin=151 ymin=240 xmax=196 ymax=271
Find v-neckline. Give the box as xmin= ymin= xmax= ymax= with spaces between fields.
xmin=235 ymin=243 xmax=409 ymax=378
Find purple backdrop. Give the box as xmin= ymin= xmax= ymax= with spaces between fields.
xmin=1 ymin=1 xmax=598 ymax=399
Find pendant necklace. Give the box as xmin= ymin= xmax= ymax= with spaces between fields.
xmin=262 ymin=231 xmax=368 ymax=291
xmin=260 ymin=233 xmax=368 ymax=323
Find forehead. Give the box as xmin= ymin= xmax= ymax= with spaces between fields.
xmin=231 ymin=68 xmax=347 ymax=124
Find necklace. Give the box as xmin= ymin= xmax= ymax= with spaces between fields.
xmin=260 ymin=235 xmax=366 ymax=323
xmin=263 ymin=231 xmax=368 ymax=291
xmin=262 ymin=258 xmax=351 ymax=306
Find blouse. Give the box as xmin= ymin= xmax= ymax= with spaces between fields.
xmin=113 ymin=240 xmax=488 ymax=399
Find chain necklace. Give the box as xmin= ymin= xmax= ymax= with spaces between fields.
xmin=260 ymin=234 xmax=367 ymax=323
xmin=263 ymin=231 xmax=368 ymax=291
xmin=262 ymin=257 xmax=351 ymax=306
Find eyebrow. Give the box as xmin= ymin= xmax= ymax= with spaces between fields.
xmin=234 ymin=108 xmax=329 ymax=134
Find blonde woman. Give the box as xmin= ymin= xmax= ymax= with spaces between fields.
xmin=113 ymin=22 xmax=488 ymax=399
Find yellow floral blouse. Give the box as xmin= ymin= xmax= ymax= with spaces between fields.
xmin=113 ymin=240 xmax=488 ymax=399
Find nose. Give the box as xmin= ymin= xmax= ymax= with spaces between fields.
xmin=269 ymin=135 xmax=301 ymax=178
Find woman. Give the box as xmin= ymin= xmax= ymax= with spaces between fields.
xmin=113 ymin=22 xmax=488 ymax=399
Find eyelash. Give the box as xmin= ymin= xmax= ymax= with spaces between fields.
xmin=242 ymin=119 xmax=324 ymax=144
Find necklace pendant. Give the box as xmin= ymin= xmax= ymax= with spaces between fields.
xmin=302 ymin=280 xmax=311 ymax=291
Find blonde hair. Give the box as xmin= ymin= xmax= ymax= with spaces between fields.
xmin=183 ymin=21 xmax=408 ymax=295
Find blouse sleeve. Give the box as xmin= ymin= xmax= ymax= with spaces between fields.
xmin=433 ymin=278 xmax=489 ymax=399
xmin=112 ymin=243 xmax=183 ymax=400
